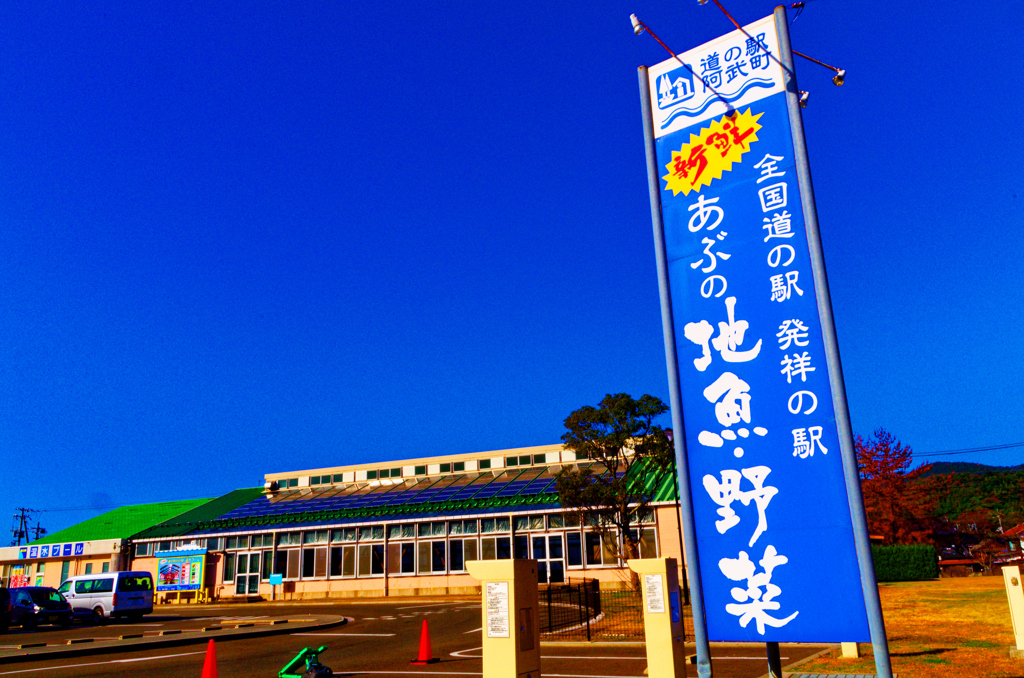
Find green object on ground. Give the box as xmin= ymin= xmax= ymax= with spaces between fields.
xmin=872 ymin=544 xmax=940 ymax=582
xmin=279 ymin=645 xmax=328 ymax=678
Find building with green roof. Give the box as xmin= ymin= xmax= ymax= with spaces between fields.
xmin=0 ymin=498 xmax=211 ymax=589
xmin=3 ymin=443 xmax=685 ymax=600
xmin=124 ymin=443 xmax=684 ymax=601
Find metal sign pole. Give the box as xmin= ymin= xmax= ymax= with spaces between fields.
xmin=639 ymin=65 xmax=713 ymax=678
xmin=772 ymin=7 xmax=892 ymax=677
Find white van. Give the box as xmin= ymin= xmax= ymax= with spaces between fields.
xmin=57 ymin=571 xmax=154 ymax=623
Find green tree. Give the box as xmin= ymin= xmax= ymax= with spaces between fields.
xmin=555 ymin=393 xmax=673 ymax=591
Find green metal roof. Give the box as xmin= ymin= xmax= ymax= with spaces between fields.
xmin=31 ymin=498 xmax=212 ymax=544
xmin=133 ymin=488 xmax=265 ymax=539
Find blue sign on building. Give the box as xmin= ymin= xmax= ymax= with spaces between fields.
xmin=642 ymin=13 xmax=872 ymax=644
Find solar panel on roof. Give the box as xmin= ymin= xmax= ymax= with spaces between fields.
xmin=450 ymin=486 xmax=482 ymax=500
xmin=521 ymin=478 xmax=556 ymax=494
xmin=473 ymin=484 xmax=506 ymax=498
xmin=430 ymin=488 xmax=463 ymax=502
xmin=497 ymin=481 xmax=531 ymax=497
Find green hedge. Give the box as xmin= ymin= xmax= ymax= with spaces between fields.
xmin=872 ymin=544 xmax=939 ymax=582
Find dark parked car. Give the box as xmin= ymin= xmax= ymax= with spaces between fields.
xmin=10 ymin=587 xmax=72 ymax=630
xmin=0 ymin=587 xmax=11 ymax=633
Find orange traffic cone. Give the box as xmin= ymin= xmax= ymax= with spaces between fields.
xmin=201 ymin=638 xmax=218 ymax=678
xmin=410 ymin=619 xmax=439 ymax=664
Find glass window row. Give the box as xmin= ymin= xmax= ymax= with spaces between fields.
xmin=136 ymin=512 xmax=655 ymax=558
xmin=222 ymin=527 xmax=658 ymax=589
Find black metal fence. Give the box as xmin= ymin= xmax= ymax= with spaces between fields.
xmin=539 ymin=578 xmax=693 ymax=642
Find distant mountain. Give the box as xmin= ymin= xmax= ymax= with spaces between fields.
xmin=917 ymin=461 xmax=1024 ymax=478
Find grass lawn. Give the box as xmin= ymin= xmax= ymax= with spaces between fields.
xmin=793 ymin=576 xmax=1022 ymax=677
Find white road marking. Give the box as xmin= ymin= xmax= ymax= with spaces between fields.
xmin=450 ymin=648 xmax=648 ymax=660
xmin=0 ymin=651 xmax=207 ymax=675
xmin=114 ymin=623 xmax=164 ymax=627
xmin=292 ymin=633 xmax=397 ymax=637
xmin=395 ymin=603 xmax=461 ymax=610
xmin=350 ymin=673 xmax=646 ymax=678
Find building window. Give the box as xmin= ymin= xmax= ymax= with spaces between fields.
xmin=480 ymin=536 xmax=512 ymax=560
xmin=330 ymin=545 xmax=356 ymax=577
xmin=628 ymin=528 xmax=659 ymax=558
xmin=414 ymin=465 xmax=426 ymax=476
xmin=331 ymin=528 xmax=356 ymax=543
xmin=367 ymin=470 xmax=378 ymax=480
xmin=453 ymin=461 xmax=465 ymax=472
xmin=519 ymin=455 xmax=532 ymax=466
xmin=479 ymin=459 xmax=491 ymax=470
xmin=566 ymin=533 xmax=583 ymax=567
xmin=505 ymin=456 xmax=518 ymax=467
xmin=134 ymin=543 xmax=152 ymax=557
xmin=274 ymin=550 xmax=300 ymax=580
xmin=480 ymin=517 xmax=510 ymax=534
xmin=333 ymin=473 xmax=345 ymax=483
xmin=418 ymin=522 xmax=446 ymax=538
xmin=302 ymin=547 xmax=328 ymax=578
xmin=584 ymin=532 xmax=617 ymax=566
xmin=359 ymin=525 xmax=384 ymax=541
xmin=449 ymin=520 xmax=477 ymax=536
xmin=533 ymin=454 xmax=546 ymax=464
xmin=277 ymin=532 xmax=301 ymax=547
xmin=85 ymin=563 xmax=93 ymax=575
xmin=358 ymin=544 xmax=385 ymax=576
xmin=303 ymin=530 xmax=329 ymax=544
xmin=387 ymin=542 xmax=416 ymax=575
xmin=388 ymin=524 xmax=415 ymax=540
xmin=630 ymin=508 xmax=655 ymax=525
xmin=101 ymin=562 xmax=110 ymax=573
xmin=227 ymin=536 xmax=249 ymax=550
xmin=224 ymin=553 xmax=236 ymax=580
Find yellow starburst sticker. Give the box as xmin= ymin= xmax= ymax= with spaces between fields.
xmin=662 ymin=109 xmax=764 ymax=197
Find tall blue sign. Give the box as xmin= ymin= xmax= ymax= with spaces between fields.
xmin=640 ymin=12 xmax=879 ymax=647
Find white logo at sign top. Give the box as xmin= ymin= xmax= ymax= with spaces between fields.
xmin=647 ymin=15 xmax=784 ymax=139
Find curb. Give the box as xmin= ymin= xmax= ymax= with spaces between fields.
xmin=0 ymin=615 xmax=347 ymax=665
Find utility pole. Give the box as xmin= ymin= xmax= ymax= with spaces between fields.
xmin=10 ymin=508 xmax=41 ymax=547
xmin=32 ymin=522 xmax=47 ymax=541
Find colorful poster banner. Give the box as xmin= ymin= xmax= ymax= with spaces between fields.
xmin=646 ymin=13 xmax=870 ymax=643
xmin=9 ymin=565 xmax=29 ymax=588
xmin=155 ymin=549 xmax=206 ymax=592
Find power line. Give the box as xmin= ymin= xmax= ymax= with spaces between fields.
xmin=913 ymin=441 xmax=1024 ymax=458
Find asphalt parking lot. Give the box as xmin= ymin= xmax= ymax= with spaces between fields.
xmin=0 ymin=598 xmax=831 ymax=678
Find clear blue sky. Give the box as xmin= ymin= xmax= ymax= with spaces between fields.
xmin=2 ymin=1 xmax=1021 ymax=536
